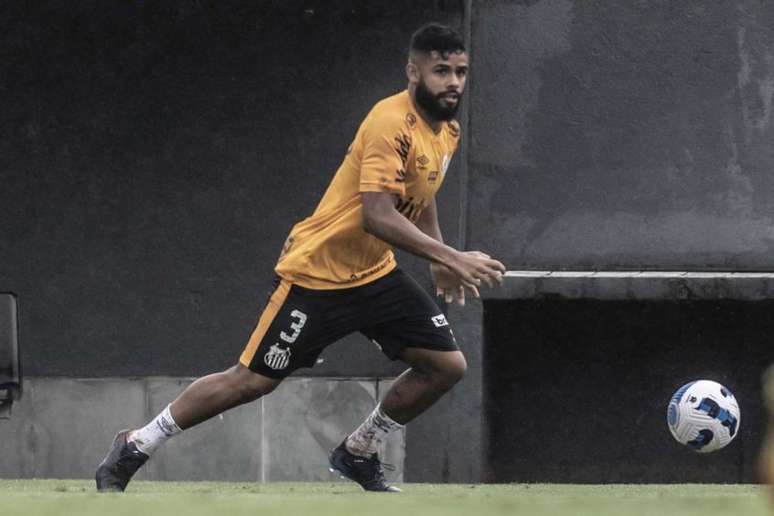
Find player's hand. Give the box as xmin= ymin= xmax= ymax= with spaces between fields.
xmin=446 ymin=250 xmax=506 ymax=291
xmin=431 ymin=263 xmax=474 ymax=306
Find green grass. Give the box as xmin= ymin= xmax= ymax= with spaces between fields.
xmin=0 ymin=480 xmax=769 ymax=516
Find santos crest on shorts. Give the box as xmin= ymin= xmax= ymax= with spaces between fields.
xmin=274 ymin=90 xmax=461 ymax=290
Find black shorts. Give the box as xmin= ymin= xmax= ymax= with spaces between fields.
xmin=238 ymin=268 xmax=458 ymax=378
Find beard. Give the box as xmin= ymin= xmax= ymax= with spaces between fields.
xmin=415 ymin=78 xmax=461 ymax=122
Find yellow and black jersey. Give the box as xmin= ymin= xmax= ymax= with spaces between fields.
xmin=274 ymin=90 xmax=461 ymax=290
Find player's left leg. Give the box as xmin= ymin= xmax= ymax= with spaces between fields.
xmin=329 ymin=348 xmax=465 ymax=492
xmin=379 ymin=347 xmax=466 ymax=423
xmin=329 ymin=269 xmax=464 ymax=492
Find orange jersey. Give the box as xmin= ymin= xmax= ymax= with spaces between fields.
xmin=274 ymin=90 xmax=461 ymax=290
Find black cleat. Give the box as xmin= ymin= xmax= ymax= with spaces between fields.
xmin=95 ymin=429 xmax=149 ymax=492
xmin=328 ymin=440 xmax=401 ymax=492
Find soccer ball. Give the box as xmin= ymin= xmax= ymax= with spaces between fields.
xmin=666 ymin=380 xmax=740 ymax=453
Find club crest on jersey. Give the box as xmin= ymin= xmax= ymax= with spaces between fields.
xmin=264 ymin=343 xmax=292 ymax=370
xmin=431 ymin=314 xmax=449 ymax=328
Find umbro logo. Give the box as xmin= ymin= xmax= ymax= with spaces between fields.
xmin=417 ymin=155 xmax=430 ymax=167
xmin=431 ymin=314 xmax=449 ymax=327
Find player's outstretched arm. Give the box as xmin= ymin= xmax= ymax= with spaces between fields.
xmin=361 ymin=191 xmax=505 ymax=290
xmin=415 ymin=198 xmax=476 ymax=305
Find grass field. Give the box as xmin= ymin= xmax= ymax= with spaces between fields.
xmin=0 ymin=480 xmax=769 ymax=516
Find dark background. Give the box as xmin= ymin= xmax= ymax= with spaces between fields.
xmin=0 ymin=0 xmax=462 ymax=377
xmin=2 ymin=0 xmax=774 ymax=482
xmin=483 ymin=298 xmax=774 ymax=483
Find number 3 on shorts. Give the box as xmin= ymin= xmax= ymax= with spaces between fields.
xmin=280 ymin=309 xmax=307 ymax=344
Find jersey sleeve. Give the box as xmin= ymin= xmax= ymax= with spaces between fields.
xmin=358 ymin=113 xmax=411 ymax=196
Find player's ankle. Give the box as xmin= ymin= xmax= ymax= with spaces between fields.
xmin=129 ymin=404 xmax=182 ymax=455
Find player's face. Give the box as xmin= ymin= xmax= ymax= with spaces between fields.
xmin=412 ymin=51 xmax=469 ymax=121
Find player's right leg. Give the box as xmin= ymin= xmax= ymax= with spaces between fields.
xmin=95 ymin=364 xmax=281 ymax=492
xmin=96 ymin=277 xmax=302 ymax=492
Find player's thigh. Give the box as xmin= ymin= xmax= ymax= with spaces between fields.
xmin=238 ymin=278 xmax=357 ymax=378
xmin=228 ymin=362 xmax=284 ymax=398
xmin=398 ymin=347 xmax=467 ymax=379
xmin=360 ymin=269 xmax=460 ymax=362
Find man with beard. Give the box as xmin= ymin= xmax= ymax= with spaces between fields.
xmin=95 ymin=22 xmax=505 ymax=493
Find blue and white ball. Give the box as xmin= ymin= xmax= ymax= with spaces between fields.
xmin=667 ymin=380 xmax=740 ymax=453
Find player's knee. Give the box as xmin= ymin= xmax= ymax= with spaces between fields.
xmin=242 ymin=375 xmax=280 ymax=402
xmin=435 ymin=352 xmax=467 ymax=390
xmin=229 ymin=364 xmax=281 ymax=403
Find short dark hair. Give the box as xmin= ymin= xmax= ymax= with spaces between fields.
xmin=409 ymin=23 xmax=465 ymax=57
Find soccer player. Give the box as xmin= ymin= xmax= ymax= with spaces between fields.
xmin=96 ymin=22 xmax=505 ymax=493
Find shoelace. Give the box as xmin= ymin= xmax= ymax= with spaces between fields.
xmin=378 ymin=460 xmax=396 ymax=472
xmin=367 ymin=455 xmax=395 ymax=486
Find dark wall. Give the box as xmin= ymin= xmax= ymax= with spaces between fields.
xmin=469 ymin=0 xmax=774 ymax=270
xmin=483 ymin=298 xmax=774 ymax=483
xmin=1 ymin=1 xmax=463 ymax=377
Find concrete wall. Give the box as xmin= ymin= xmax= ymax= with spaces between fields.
xmin=468 ymin=0 xmax=774 ymax=270
xmin=0 ymin=377 xmax=405 ymax=483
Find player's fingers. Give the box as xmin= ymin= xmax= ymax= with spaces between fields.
xmin=436 ymin=287 xmax=443 ymax=298
xmin=460 ymin=278 xmax=481 ymax=297
xmin=452 ymin=263 xmax=482 ymax=287
xmin=456 ymin=286 xmax=465 ymax=306
xmin=470 ymin=251 xmax=491 ymax=259
xmin=491 ymin=259 xmax=506 ymax=272
xmin=475 ymin=268 xmax=495 ymax=288
xmin=463 ymin=274 xmax=482 ymax=287
xmin=445 ymin=289 xmax=453 ymax=304
xmin=480 ymin=258 xmax=505 ymax=272
xmin=485 ymin=269 xmax=504 ymax=286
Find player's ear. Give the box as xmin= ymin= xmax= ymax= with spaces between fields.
xmin=406 ymin=61 xmax=419 ymax=84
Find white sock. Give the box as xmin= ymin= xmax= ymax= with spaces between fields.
xmin=345 ymin=403 xmax=404 ymax=458
xmin=128 ymin=404 xmax=182 ymax=455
